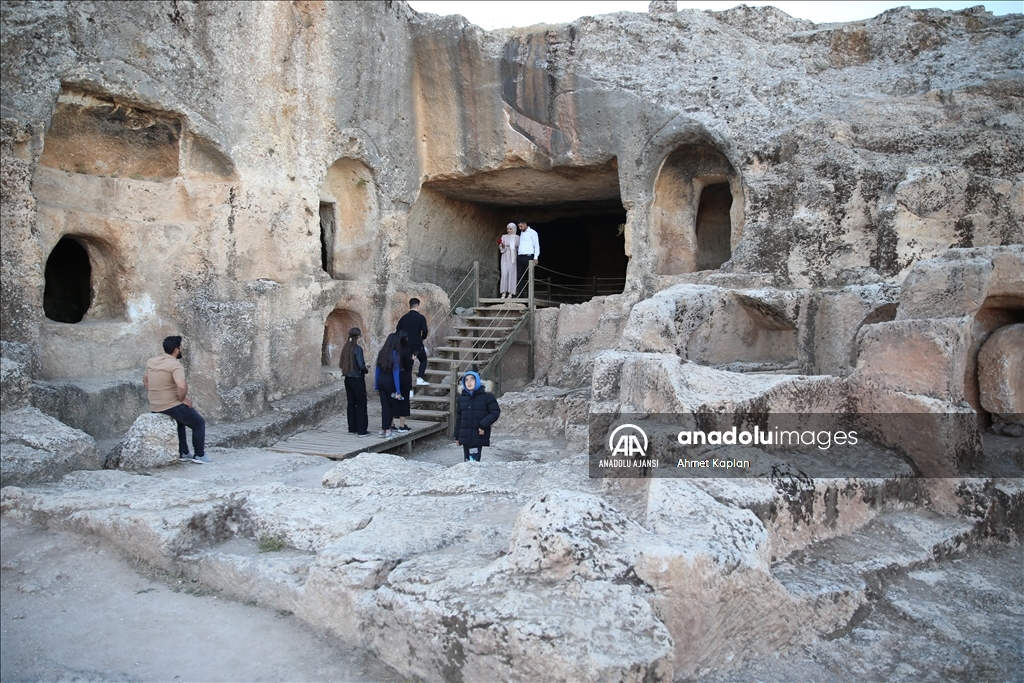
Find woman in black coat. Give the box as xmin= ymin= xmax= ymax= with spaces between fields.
xmin=454 ymin=371 xmax=500 ymax=462
xmin=393 ymin=330 xmax=414 ymax=432
xmin=374 ymin=333 xmax=404 ymax=437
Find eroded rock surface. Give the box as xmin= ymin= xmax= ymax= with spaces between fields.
xmin=0 ymin=407 xmax=98 ymax=487
xmin=2 ymin=439 xmax=1018 ymax=681
xmin=1 ymin=2 xmax=1022 ymax=681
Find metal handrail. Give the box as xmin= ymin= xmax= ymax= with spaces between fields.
xmin=440 ymin=261 xmax=533 ymax=434
xmin=422 ymin=267 xmax=474 ymax=339
xmin=534 ymin=265 xmax=625 ymax=282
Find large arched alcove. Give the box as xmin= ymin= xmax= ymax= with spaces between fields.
xmin=410 ymin=160 xmax=627 ymax=303
xmin=39 ymin=90 xmax=181 ymax=180
xmin=652 ymin=144 xmax=743 ymax=275
xmin=318 ymin=158 xmax=379 ymax=280
xmin=322 ymin=308 xmax=365 ymax=368
xmin=517 ymin=203 xmax=627 ymax=303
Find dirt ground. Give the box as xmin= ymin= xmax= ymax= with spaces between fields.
xmin=0 ymin=519 xmax=409 ymax=683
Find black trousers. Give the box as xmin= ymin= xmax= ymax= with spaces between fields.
xmin=516 ymin=254 xmax=535 ymax=295
xmin=412 ymin=346 xmax=428 ymax=379
xmin=463 ymin=444 xmax=483 ymax=462
xmin=345 ymin=376 xmax=368 ymax=435
xmin=159 ymin=404 xmax=206 ymax=457
xmin=378 ymin=390 xmax=404 ymax=431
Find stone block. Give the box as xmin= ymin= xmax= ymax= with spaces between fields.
xmin=0 ymin=407 xmax=99 ymax=486
xmin=813 ymin=284 xmax=899 ymax=376
xmin=593 ymin=349 xmax=847 ymax=415
xmin=31 ymin=374 xmax=148 ymax=438
xmin=635 ymin=479 xmax=794 ymax=679
xmin=978 ymin=323 xmax=1024 ymax=434
xmin=503 ymin=489 xmax=640 ymax=581
xmin=848 ymin=378 xmax=982 ymax=476
xmin=898 ymin=247 xmax=1024 ymax=320
xmin=493 ymin=386 xmax=582 ymax=440
xmin=108 ymin=412 xmax=180 ymax=470
xmin=621 ymin=284 xmax=810 ymax=371
xmin=854 ymin=317 xmax=972 ymax=401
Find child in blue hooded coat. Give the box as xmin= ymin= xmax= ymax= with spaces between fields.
xmin=455 ymin=371 xmax=500 ymax=461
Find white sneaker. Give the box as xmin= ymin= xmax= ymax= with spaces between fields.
xmin=416 ymin=377 xmax=429 ymax=386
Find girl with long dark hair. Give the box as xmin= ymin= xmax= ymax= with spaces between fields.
xmin=373 ymin=333 xmax=404 ymax=437
xmin=394 ymin=330 xmax=414 ymax=432
xmin=339 ymin=327 xmax=369 ymax=437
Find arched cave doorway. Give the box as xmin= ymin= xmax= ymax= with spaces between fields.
xmin=409 ymin=160 xmax=627 ymax=304
xmin=322 ymin=308 xmax=365 ymax=368
xmin=319 ymin=202 xmax=336 ymax=276
xmin=44 ymin=237 xmax=92 ymax=323
xmin=653 ymin=144 xmax=743 ymax=275
xmin=695 ymin=182 xmax=733 ymax=270
xmin=317 ymin=158 xmax=378 ymax=281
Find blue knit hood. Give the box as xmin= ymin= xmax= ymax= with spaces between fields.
xmin=461 ymin=371 xmax=483 ymax=394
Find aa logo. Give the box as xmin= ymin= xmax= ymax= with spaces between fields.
xmin=608 ymin=424 xmax=648 ymax=458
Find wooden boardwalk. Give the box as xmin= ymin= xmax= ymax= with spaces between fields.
xmin=268 ymin=419 xmax=447 ymax=459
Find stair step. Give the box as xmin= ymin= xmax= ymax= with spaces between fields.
xmin=434 ymin=346 xmax=497 ymax=355
xmin=462 ymin=315 xmax=524 ymax=322
xmin=424 ymin=368 xmax=457 ymax=376
xmin=411 ymin=395 xmax=450 ymax=404
xmin=777 ymin=510 xmax=975 ymax=575
xmin=471 ymin=313 xmax=525 ymax=320
xmin=772 ymin=509 xmax=977 ymax=637
xmin=453 ymin=325 xmax=515 ymax=334
xmin=410 ymin=408 xmax=449 ymax=419
xmin=428 ymin=359 xmax=487 ymax=367
xmin=423 ymin=358 xmax=479 ymax=368
xmin=444 ymin=335 xmax=503 ymax=343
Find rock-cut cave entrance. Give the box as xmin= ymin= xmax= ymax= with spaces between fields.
xmin=44 ymin=236 xmax=92 ymax=324
xmin=695 ymin=182 xmax=733 ymax=271
xmin=409 ymin=160 xmax=627 ymax=304
xmin=518 ymin=202 xmax=627 ymax=303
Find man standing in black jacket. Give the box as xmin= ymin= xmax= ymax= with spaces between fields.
xmin=396 ymin=297 xmax=430 ymax=385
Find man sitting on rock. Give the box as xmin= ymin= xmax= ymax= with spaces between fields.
xmin=143 ymin=335 xmax=209 ymax=463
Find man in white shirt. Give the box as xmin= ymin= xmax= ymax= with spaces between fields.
xmin=516 ymin=220 xmax=540 ymax=297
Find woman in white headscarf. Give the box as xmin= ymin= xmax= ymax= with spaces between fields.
xmin=498 ymin=222 xmax=519 ymax=298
